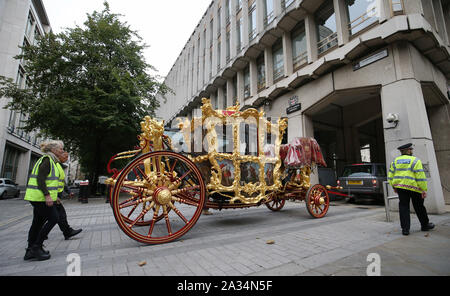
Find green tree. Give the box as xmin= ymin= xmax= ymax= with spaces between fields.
xmin=0 ymin=2 xmax=169 ymax=192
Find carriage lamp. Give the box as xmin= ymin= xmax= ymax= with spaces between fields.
xmin=372 ymin=179 xmax=377 ymax=186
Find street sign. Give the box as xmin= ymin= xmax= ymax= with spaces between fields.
xmin=286 ymin=103 xmax=301 ymax=114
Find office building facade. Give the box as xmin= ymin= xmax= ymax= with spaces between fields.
xmin=0 ymin=0 xmax=51 ymax=187
xmin=160 ymin=0 xmax=450 ymax=214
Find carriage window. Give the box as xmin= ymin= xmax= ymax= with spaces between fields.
xmin=215 ymin=124 xmax=234 ymax=153
xmin=240 ymin=121 xmax=258 ymax=156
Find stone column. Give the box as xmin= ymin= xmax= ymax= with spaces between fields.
xmin=282 ymin=31 xmax=293 ymax=76
xmin=334 ymin=0 xmax=350 ymax=46
xmin=264 ymin=47 xmax=274 ymax=87
xmin=304 ymin=14 xmax=318 ymax=63
xmin=226 ymin=78 xmax=234 ymax=106
xmin=237 ymin=70 xmax=244 ymax=107
xmin=242 ymin=0 xmax=250 ymax=48
xmin=381 ymin=79 xmax=446 ymax=214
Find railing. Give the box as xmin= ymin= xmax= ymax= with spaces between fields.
xmin=317 ymin=32 xmax=338 ymax=55
xmin=264 ymin=11 xmax=275 ymax=28
xmin=257 ymin=80 xmax=266 ymax=91
xmin=348 ymin=5 xmax=378 ymax=35
xmin=293 ymin=51 xmax=308 ymax=70
xmin=281 ymin=0 xmax=295 ymax=10
xmin=249 ymin=28 xmax=257 ymax=41
xmin=383 ymin=181 xmax=399 ymax=222
xmin=244 ymin=85 xmax=251 ymax=98
xmin=273 ymin=67 xmax=284 ymax=81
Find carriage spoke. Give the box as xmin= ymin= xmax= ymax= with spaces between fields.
xmin=127 ymin=204 xmax=138 ymax=218
xmin=128 ymin=205 xmax=151 ymax=228
xmin=147 ymin=204 xmax=160 ymax=237
xmin=169 ymin=202 xmax=189 ymax=224
xmin=163 ymin=205 xmax=172 ymax=235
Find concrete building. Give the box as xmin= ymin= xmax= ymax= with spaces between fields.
xmin=159 ymin=0 xmax=450 ymax=213
xmin=0 ymin=0 xmax=51 ymax=188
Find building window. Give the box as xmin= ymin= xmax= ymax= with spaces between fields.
xmin=236 ymin=19 xmax=243 ymax=51
xmin=244 ymin=66 xmax=250 ymax=98
xmin=257 ymin=53 xmax=266 ymax=91
xmin=223 ymin=85 xmax=228 ymax=109
xmin=225 ymin=0 xmax=231 ymax=24
xmin=217 ymin=7 xmax=222 ymax=36
xmin=272 ymin=39 xmax=284 ymax=81
xmin=210 ymin=19 xmax=214 ymax=46
xmin=237 ymin=0 xmax=243 ymax=12
xmin=8 ymin=110 xmax=18 ymax=133
xmin=226 ymin=30 xmax=231 ymax=62
xmin=346 ymin=0 xmax=379 ymax=36
xmin=33 ymin=27 xmax=41 ymax=45
xmin=210 ymin=46 xmax=213 ymax=79
xmin=315 ymin=0 xmax=338 ymax=55
xmin=282 ymin=0 xmax=295 ymax=10
xmin=390 ymin=0 xmax=404 ymax=16
xmin=1 ymin=144 xmax=21 ymax=182
xmin=264 ymin=0 xmax=274 ymax=27
xmin=217 ymin=38 xmax=221 ymax=71
xmin=248 ymin=1 xmax=257 ymax=41
xmin=25 ymin=12 xmax=35 ymax=40
xmin=232 ymin=75 xmax=238 ymax=104
xmin=291 ymin=21 xmax=307 ymax=70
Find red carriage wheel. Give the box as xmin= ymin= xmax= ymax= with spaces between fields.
xmin=305 ymin=184 xmax=329 ymax=218
xmin=265 ymin=194 xmax=286 ymax=211
xmin=111 ymin=151 xmax=206 ymax=244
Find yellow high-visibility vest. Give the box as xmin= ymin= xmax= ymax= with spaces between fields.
xmin=56 ymin=162 xmax=66 ymax=193
xmin=24 ymin=155 xmax=60 ymax=202
xmin=388 ymin=155 xmax=427 ymax=193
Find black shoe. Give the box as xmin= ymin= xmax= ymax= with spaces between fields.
xmin=30 ymin=245 xmax=51 ymax=261
xmin=64 ymin=229 xmax=82 ymax=240
xmin=421 ymin=223 xmax=435 ymax=231
xmin=402 ymin=229 xmax=409 ymax=236
xmin=41 ymin=245 xmax=50 ymax=255
xmin=24 ymin=248 xmax=35 ymax=260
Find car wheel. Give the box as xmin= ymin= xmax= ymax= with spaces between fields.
xmin=0 ymin=192 xmax=5 ymax=200
xmin=15 ymin=191 xmax=20 ymax=199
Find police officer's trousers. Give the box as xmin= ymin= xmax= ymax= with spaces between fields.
xmin=397 ymin=188 xmax=429 ymax=231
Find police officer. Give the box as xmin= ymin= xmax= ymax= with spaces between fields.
xmin=24 ymin=140 xmax=66 ymax=261
xmin=388 ymin=143 xmax=435 ymax=235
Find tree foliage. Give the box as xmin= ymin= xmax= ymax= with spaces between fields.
xmin=0 ymin=2 xmax=169 ymax=186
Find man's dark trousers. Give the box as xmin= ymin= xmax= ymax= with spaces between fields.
xmin=28 ymin=202 xmax=59 ymax=247
xmin=55 ymin=203 xmax=71 ymax=236
xmin=397 ymin=188 xmax=429 ymax=231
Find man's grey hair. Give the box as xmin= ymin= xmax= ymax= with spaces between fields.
xmin=40 ymin=140 xmax=64 ymax=153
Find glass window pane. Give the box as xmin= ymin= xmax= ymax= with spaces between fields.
xmin=346 ymin=0 xmax=378 ymax=35
xmin=315 ymin=0 xmax=338 ymax=54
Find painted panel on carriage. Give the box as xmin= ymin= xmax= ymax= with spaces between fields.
xmin=240 ymin=162 xmax=260 ymax=184
xmin=217 ymin=159 xmax=235 ymax=186
xmin=264 ymin=163 xmax=275 ymax=186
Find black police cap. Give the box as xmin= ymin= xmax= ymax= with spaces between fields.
xmin=397 ymin=143 xmax=413 ymax=150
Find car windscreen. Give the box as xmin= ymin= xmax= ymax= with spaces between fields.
xmin=342 ymin=165 xmax=373 ymax=177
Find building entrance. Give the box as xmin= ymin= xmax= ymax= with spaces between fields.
xmin=304 ymin=87 xmax=386 ymax=179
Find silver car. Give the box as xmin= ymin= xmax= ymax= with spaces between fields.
xmin=0 ymin=178 xmax=20 ymax=199
xmin=337 ymin=163 xmax=387 ymax=202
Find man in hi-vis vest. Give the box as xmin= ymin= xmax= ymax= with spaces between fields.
xmin=24 ymin=140 xmax=67 ymax=261
xmin=388 ymin=143 xmax=435 ymax=236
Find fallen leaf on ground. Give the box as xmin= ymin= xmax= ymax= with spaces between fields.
xmin=424 ymin=233 xmax=430 ymax=237
xmin=266 ymin=240 xmax=275 ymax=244
xmin=138 ymin=261 xmax=147 ymax=267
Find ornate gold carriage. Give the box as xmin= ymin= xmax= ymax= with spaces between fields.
xmin=106 ymin=99 xmax=334 ymax=244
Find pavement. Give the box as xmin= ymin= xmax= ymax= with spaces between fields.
xmin=0 ymin=195 xmax=449 ymax=276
